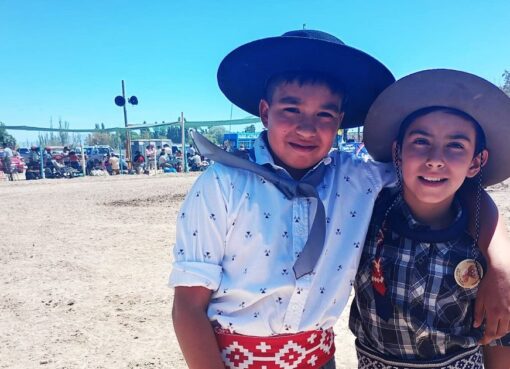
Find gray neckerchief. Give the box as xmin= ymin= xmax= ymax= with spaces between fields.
xmin=191 ymin=130 xmax=327 ymax=279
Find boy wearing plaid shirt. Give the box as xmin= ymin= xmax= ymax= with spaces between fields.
xmin=350 ymin=69 xmax=510 ymax=368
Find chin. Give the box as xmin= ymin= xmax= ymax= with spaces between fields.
xmin=283 ymin=158 xmax=311 ymax=169
xmin=417 ymin=193 xmax=453 ymax=205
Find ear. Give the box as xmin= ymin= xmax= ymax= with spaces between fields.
xmin=466 ymin=149 xmax=489 ymax=178
xmin=259 ymin=100 xmax=270 ymax=128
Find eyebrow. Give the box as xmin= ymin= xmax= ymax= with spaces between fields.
xmin=277 ymin=96 xmax=341 ymax=111
xmin=278 ymin=96 xmax=301 ymax=104
xmin=407 ymin=129 xmax=473 ymax=142
xmin=322 ymin=102 xmax=341 ymax=111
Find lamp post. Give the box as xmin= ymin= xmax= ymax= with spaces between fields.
xmin=180 ymin=112 xmax=187 ymax=172
xmin=114 ymin=80 xmax=138 ymax=167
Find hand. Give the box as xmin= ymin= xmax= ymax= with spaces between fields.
xmin=474 ymin=264 xmax=510 ymax=344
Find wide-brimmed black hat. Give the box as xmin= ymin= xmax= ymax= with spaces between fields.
xmin=364 ymin=69 xmax=510 ymax=186
xmin=217 ymin=30 xmax=395 ymax=129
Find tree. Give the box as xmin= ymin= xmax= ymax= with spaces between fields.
xmin=86 ymin=131 xmax=114 ymax=146
xmin=38 ymin=119 xmax=61 ymax=147
xmin=0 ymin=122 xmax=16 ymax=147
xmin=166 ymin=125 xmax=190 ymax=144
xmin=154 ymin=125 xmax=168 ymax=139
xmin=166 ymin=126 xmax=181 ymax=143
xmin=502 ymin=70 xmax=510 ymax=97
xmin=58 ymin=118 xmax=70 ymax=146
xmin=202 ymin=126 xmax=226 ymax=145
xmin=244 ymin=124 xmax=256 ymax=133
xmin=85 ymin=123 xmax=123 ymax=147
xmin=70 ymin=133 xmax=83 ymax=147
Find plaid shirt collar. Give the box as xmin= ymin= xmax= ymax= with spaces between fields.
xmin=388 ymin=193 xmax=467 ymax=245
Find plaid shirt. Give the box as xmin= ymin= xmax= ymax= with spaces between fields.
xmin=349 ymin=188 xmax=509 ymax=361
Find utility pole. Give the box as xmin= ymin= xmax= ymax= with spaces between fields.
xmin=121 ymin=81 xmax=131 ymax=165
xmin=114 ymin=80 xmax=138 ymax=168
xmin=181 ymin=112 xmax=186 ymax=172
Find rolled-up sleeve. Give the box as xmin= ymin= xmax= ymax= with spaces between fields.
xmin=169 ymin=165 xmax=229 ymax=291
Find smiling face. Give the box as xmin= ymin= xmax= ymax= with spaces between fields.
xmin=397 ymin=111 xmax=488 ymax=225
xmin=259 ymin=81 xmax=344 ymax=179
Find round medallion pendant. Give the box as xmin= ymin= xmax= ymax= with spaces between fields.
xmin=454 ymin=259 xmax=483 ymax=288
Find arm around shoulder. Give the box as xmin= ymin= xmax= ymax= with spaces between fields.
xmin=459 ymin=183 xmax=510 ymax=343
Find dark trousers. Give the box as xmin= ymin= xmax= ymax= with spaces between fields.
xmin=322 ymin=358 xmax=336 ymax=369
xmin=2 ymin=157 xmax=13 ymax=181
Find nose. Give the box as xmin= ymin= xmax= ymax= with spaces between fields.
xmin=425 ymin=147 xmax=445 ymax=169
xmin=295 ymin=116 xmax=317 ymax=137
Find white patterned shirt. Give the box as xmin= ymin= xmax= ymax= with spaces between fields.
xmin=169 ymin=134 xmax=394 ymax=336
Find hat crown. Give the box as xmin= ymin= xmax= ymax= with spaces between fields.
xmin=281 ymin=30 xmax=345 ymax=45
xmin=218 ymin=29 xmax=394 ymax=128
xmin=363 ymin=68 xmax=510 ymax=186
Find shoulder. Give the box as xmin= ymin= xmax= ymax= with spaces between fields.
xmin=206 ymin=161 xmax=261 ymax=184
xmin=330 ymin=150 xmax=393 ymax=179
xmin=330 ymin=149 xmax=388 ymax=169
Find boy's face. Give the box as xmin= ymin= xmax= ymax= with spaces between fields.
xmin=259 ymin=81 xmax=343 ymax=179
xmin=397 ymin=111 xmax=487 ymax=218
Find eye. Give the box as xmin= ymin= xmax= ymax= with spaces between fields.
xmin=448 ymin=142 xmax=465 ymax=149
xmin=317 ymin=112 xmax=335 ymax=119
xmin=412 ymin=137 xmax=429 ymax=145
xmin=283 ymin=107 xmax=299 ymax=114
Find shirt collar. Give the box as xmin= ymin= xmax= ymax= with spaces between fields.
xmin=252 ymin=131 xmax=333 ymax=174
xmin=389 ymin=194 xmax=467 ymax=244
xmin=400 ymin=196 xmax=463 ymax=230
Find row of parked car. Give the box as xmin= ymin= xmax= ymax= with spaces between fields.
xmin=1 ymin=145 xmax=118 ymax=179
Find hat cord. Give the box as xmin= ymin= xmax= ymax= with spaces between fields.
xmin=471 ymin=152 xmax=484 ymax=279
xmin=393 ymin=144 xmax=404 ymax=194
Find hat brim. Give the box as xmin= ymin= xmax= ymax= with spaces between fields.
xmin=363 ymin=69 xmax=510 ymax=186
xmin=217 ymin=36 xmax=394 ymax=129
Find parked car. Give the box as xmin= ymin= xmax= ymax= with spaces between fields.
xmin=0 ymin=149 xmax=27 ymax=174
xmin=44 ymin=145 xmax=65 ymax=156
xmin=18 ymin=147 xmax=31 ymax=162
xmin=84 ymin=145 xmax=114 ymax=161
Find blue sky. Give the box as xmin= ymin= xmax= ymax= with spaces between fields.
xmin=1 ymin=0 xmax=510 ymax=143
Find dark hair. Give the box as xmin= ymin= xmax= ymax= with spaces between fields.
xmin=396 ymin=106 xmax=486 ymax=156
xmin=263 ymin=71 xmax=346 ymax=111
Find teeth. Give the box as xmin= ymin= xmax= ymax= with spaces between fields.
xmin=423 ymin=177 xmax=443 ymax=182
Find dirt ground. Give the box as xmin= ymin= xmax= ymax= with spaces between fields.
xmin=1 ymin=174 xmax=509 ymax=369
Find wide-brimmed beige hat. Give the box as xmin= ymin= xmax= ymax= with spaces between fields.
xmin=363 ymin=68 xmax=510 ymax=186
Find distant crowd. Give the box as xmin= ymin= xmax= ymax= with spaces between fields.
xmin=131 ymin=143 xmax=209 ymax=175
xmin=0 ymin=142 xmax=209 ymax=181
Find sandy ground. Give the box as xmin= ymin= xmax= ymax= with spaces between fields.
xmin=1 ymin=173 xmax=509 ymax=369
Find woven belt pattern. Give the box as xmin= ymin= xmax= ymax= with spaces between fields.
xmin=215 ymin=327 xmax=335 ymax=369
xmin=355 ymin=340 xmax=483 ymax=369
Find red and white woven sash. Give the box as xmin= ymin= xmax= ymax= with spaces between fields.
xmin=215 ymin=327 xmax=335 ymax=369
